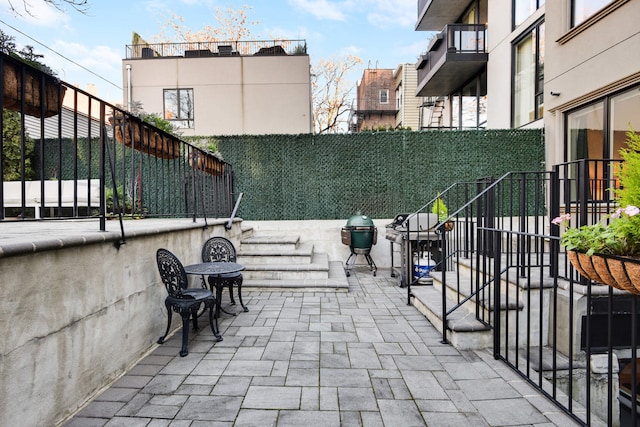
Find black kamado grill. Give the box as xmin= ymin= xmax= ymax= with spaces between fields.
xmin=341 ymin=214 xmax=377 ymax=276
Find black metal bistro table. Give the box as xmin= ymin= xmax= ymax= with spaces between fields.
xmin=183 ymin=261 xmax=245 ymax=320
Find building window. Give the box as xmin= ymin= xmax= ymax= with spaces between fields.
xmin=450 ymin=71 xmax=487 ymax=130
xmin=566 ymin=85 xmax=640 ymax=198
xmin=514 ymin=0 xmax=545 ymax=27
xmin=379 ymin=89 xmax=389 ymax=104
xmin=568 ymin=85 xmax=640 ymax=161
xmin=513 ymin=20 xmax=544 ymax=128
xmin=572 ymin=0 xmax=612 ymax=27
xmin=163 ymin=89 xmax=194 ymax=129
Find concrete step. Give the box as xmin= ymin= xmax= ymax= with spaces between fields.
xmin=241 ymin=251 xmax=331 ymax=280
xmin=243 ymin=261 xmax=349 ymax=291
xmin=238 ymin=241 xmax=314 ymax=265
xmin=240 ymin=234 xmax=300 ymax=251
xmin=410 ymin=283 xmax=493 ymax=350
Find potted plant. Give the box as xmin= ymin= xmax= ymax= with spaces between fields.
xmin=1 ymin=41 xmax=66 ymax=118
xmin=552 ymin=129 xmax=640 ymax=293
xmin=110 ymin=111 xmax=181 ymax=160
xmin=432 ymin=195 xmax=454 ymax=231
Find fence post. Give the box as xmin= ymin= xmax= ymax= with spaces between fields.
xmin=492 ymin=229 xmax=501 ymax=359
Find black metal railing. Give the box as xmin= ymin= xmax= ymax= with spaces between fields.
xmin=425 ymin=159 xmax=633 ymax=425
xmin=417 ymin=23 xmax=487 ymax=77
xmin=126 ymin=39 xmax=307 ymax=59
xmin=0 ymin=52 xmax=236 ymax=239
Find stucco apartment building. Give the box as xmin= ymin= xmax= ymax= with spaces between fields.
xmin=121 ymin=40 xmax=312 ymax=136
xmin=415 ymin=0 xmax=640 ymax=168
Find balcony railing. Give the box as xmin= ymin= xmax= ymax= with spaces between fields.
xmin=416 ymin=24 xmax=487 ymax=96
xmin=0 ymin=52 xmax=236 ymax=240
xmin=126 ymin=39 xmax=307 ymax=59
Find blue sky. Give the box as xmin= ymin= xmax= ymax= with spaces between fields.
xmin=0 ymin=0 xmax=428 ymax=105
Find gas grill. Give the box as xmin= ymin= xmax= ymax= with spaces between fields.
xmin=385 ymin=212 xmax=442 ymax=287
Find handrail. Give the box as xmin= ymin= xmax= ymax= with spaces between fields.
xmin=0 ymin=51 xmax=235 ymax=229
xmin=225 ymin=192 xmax=243 ymax=230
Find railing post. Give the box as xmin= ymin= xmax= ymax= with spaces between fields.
xmin=549 ymin=167 xmax=560 ymax=277
xmin=492 ymin=229 xmax=502 ymax=359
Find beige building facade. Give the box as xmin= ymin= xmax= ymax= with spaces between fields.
xmin=122 ymin=41 xmax=312 ymax=136
xmin=394 ymin=63 xmax=422 ymax=130
xmin=416 ymin=0 xmax=640 ymax=167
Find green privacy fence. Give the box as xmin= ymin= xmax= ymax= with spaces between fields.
xmin=215 ymin=129 xmax=545 ymax=220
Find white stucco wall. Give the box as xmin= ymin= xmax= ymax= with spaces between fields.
xmin=122 ymin=54 xmax=312 ymax=136
xmin=0 ymin=220 xmax=242 ymax=427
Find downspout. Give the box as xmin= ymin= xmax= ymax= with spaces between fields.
xmin=126 ymin=64 xmax=132 ymax=111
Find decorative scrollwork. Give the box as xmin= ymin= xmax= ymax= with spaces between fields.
xmin=202 ymin=237 xmax=237 ymax=262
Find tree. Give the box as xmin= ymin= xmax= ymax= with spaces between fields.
xmin=5 ymin=0 xmax=88 ymax=15
xmin=3 ymin=110 xmax=35 ymax=181
xmin=152 ymin=5 xmax=259 ymax=43
xmin=311 ymin=55 xmax=362 ymax=134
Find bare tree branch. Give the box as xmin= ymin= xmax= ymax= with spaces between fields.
xmin=6 ymin=0 xmax=89 ymax=16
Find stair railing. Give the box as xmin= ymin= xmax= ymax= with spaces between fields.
xmin=424 ymin=170 xmax=553 ymax=344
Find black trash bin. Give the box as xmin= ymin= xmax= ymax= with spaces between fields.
xmin=341 ymin=214 xmax=377 ymax=276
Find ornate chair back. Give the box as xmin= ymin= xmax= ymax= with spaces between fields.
xmin=156 ymin=248 xmax=190 ymax=298
xmin=202 ymin=236 xmax=237 ymax=263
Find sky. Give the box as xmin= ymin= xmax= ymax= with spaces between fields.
xmin=0 ymin=0 xmax=429 ymax=106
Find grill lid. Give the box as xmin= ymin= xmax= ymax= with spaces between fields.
xmin=345 ymin=214 xmax=374 ymax=227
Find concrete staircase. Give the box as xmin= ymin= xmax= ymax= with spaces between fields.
xmin=236 ymin=227 xmax=349 ymax=291
xmin=408 ymin=257 xmax=543 ymax=350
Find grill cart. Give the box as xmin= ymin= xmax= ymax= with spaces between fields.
xmin=341 ymin=214 xmax=377 ymax=276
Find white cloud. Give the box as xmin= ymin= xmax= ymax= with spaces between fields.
xmin=366 ymin=0 xmax=416 ymax=29
xmin=288 ymin=0 xmax=347 ymax=21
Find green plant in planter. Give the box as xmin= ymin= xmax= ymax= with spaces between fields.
xmin=432 ymin=195 xmax=448 ymax=222
xmin=140 ymin=112 xmax=177 ymax=135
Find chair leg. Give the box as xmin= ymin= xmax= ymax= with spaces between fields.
xmin=228 ymin=282 xmax=236 ymax=305
xmin=236 ymin=277 xmax=248 ymax=312
xmin=157 ymin=300 xmax=173 ymax=344
xmin=179 ymin=312 xmax=191 ymax=357
xmin=208 ymin=299 xmax=223 ymax=342
xmin=191 ymin=305 xmax=200 ymax=332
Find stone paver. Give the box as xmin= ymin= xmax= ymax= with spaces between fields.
xmin=62 ymin=271 xmax=579 ymax=426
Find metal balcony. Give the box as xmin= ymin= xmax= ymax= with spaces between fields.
xmin=416 ymin=0 xmax=471 ymax=31
xmin=415 ymin=24 xmax=488 ymax=97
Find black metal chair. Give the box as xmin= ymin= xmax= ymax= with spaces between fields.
xmin=156 ymin=248 xmax=221 ymax=357
xmin=201 ymin=236 xmax=248 ymax=314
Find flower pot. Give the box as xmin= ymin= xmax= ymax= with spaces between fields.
xmin=2 ymin=60 xmax=66 ymax=118
xmin=111 ymin=117 xmax=180 ymax=160
xmin=603 ymin=255 xmax=640 ymax=295
xmin=568 ymin=251 xmax=640 ymax=295
xmin=592 ymin=255 xmax=630 ymax=292
xmin=190 ymin=152 xmax=224 ymax=176
xmin=443 ymin=220 xmax=455 ymax=232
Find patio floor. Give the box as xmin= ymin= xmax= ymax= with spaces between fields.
xmin=61 ymin=266 xmax=579 ymax=427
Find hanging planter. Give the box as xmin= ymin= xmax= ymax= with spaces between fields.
xmin=567 ymin=251 xmax=640 ymax=294
xmin=2 ymin=58 xmax=66 ymax=118
xmin=110 ymin=116 xmax=181 ymax=160
xmin=190 ymin=151 xmax=224 ymax=176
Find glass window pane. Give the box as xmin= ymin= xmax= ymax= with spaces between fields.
xmin=567 ymin=102 xmax=605 ymax=198
xmin=535 ymin=23 xmax=545 ymax=120
xmin=163 ymin=89 xmax=194 ymax=129
xmin=573 ymin=0 xmax=612 ymax=26
xmin=451 ymin=95 xmax=460 ymax=129
xmin=567 ymin=102 xmax=604 ymax=161
xmin=163 ymin=90 xmax=179 ymax=120
xmin=610 ymin=88 xmax=640 ymax=160
xmin=515 ymin=0 xmax=538 ymax=26
xmin=514 ymin=34 xmax=534 ymax=127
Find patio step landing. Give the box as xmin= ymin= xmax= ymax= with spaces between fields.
xmin=237 ymin=230 xmax=349 ymax=290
